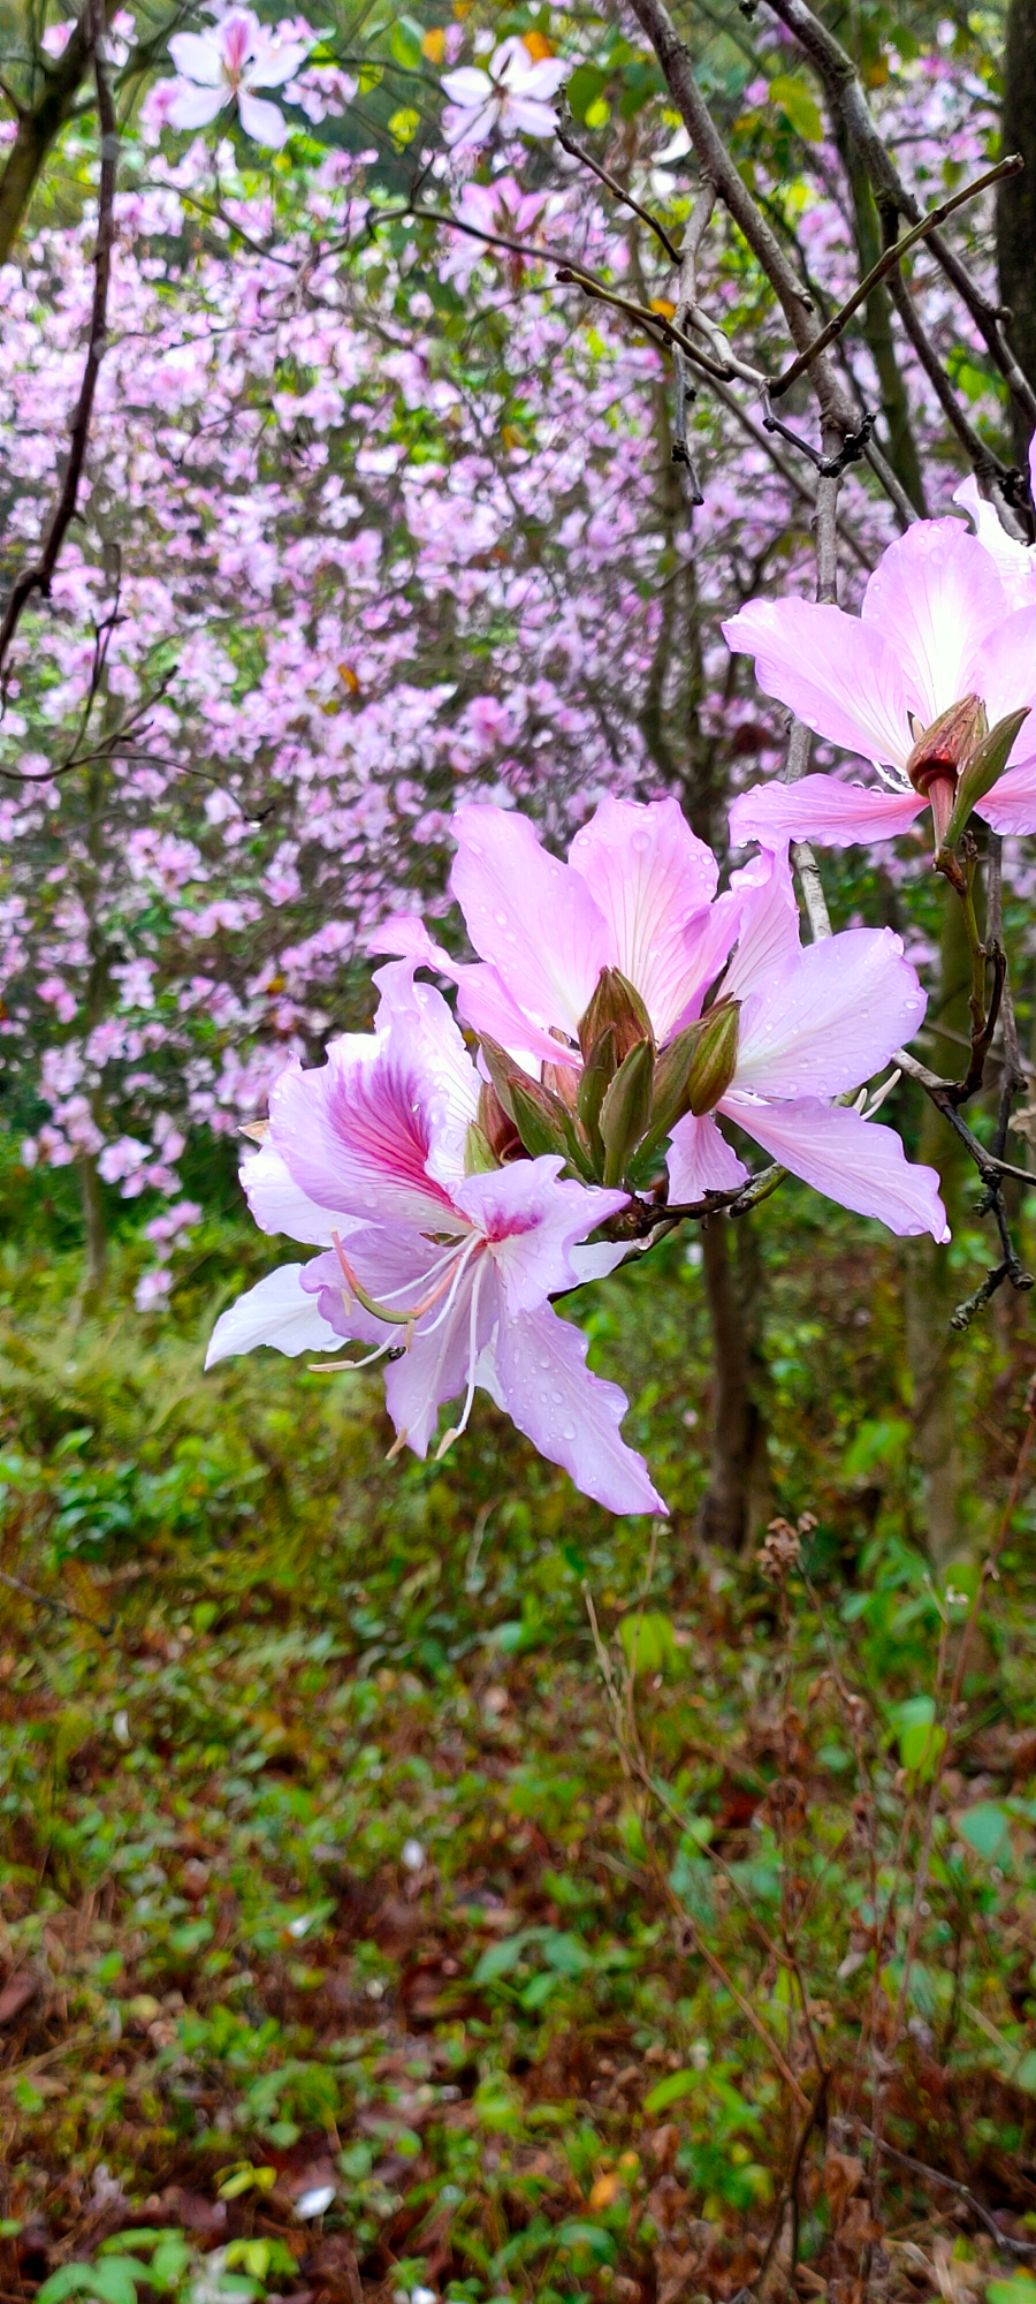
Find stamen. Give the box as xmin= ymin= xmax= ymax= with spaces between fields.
xmin=330 ymin=1228 xmax=474 ymax=1328
xmin=308 ymin=1341 xmax=398 ymax=1374
xmin=435 ymin=1255 xmax=487 ymax=1460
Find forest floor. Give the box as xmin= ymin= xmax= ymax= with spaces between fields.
xmin=2 ymin=1195 xmax=1036 ymax=2304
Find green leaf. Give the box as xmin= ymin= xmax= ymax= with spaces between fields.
xmin=388 ymin=14 xmax=423 ymax=68
xmin=554 ymin=2221 xmax=618 ymax=2265
xmin=565 ymin=64 xmax=608 ymax=123
xmin=618 ymin=1609 xmax=679 ymax=1679
xmin=956 ymin=1801 xmax=1012 ymax=1864
xmin=892 ymin=1695 xmax=946 ymax=1780
xmin=473 ymin=1932 xmax=532 ymax=1985
xmin=768 ymin=73 xmax=824 ymax=140
xmin=643 ymin=2066 xmax=700 ymax=2114
xmin=387 ymin=107 xmax=421 ymax=148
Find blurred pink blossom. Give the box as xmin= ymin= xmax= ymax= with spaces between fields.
xmin=441 ymin=38 xmax=567 ymax=149
xmin=165 ymin=9 xmax=313 ymax=146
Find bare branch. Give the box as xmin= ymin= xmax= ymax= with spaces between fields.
xmin=0 ymin=0 xmax=117 ymax=682
xmin=771 ymin=155 xmax=1024 ymax=399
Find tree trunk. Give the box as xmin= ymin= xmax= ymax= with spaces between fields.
xmin=997 ymin=0 xmax=1036 ymax=463
xmin=0 ymin=13 xmax=92 ymax=267
xmin=901 ymin=889 xmax=974 ymax=1568
xmin=78 ymin=1151 xmax=108 ymax=1310
xmin=698 ymin=1218 xmax=769 ymax=1552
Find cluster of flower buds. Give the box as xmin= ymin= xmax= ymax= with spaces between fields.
xmin=477 ymin=970 xmax=740 ymax=1199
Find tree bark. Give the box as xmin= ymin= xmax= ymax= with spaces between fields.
xmin=698 ymin=1219 xmax=769 ymax=1552
xmin=0 ymin=13 xmax=92 ymax=267
xmin=997 ymin=0 xmax=1036 ymax=464
xmin=78 ymin=1150 xmax=108 ymax=1308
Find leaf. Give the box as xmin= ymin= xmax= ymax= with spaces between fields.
xmin=892 ymin=1696 xmax=946 ymax=1781
xmin=387 ymin=107 xmax=421 ymax=148
xmin=553 ymin=2222 xmax=618 ymax=2265
xmin=768 ymin=73 xmax=824 ymax=140
xmin=388 ymin=14 xmax=423 ymax=68
xmin=618 ymin=1610 xmax=679 ymax=1679
xmin=956 ymin=1800 xmax=1012 ymax=1864
xmin=643 ymin=2067 xmax=699 ymax=2114
xmin=473 ymin=1932 xmax=531 ymax=1985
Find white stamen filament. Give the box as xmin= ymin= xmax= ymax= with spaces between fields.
xmin=436 ymin=1250 xmax=489 ymax=1460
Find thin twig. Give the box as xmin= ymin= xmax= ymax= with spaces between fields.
xmin=771 ymin=156 xmax=1023 ymax=397
xmin=0 ymin=0 xmax=117 ymax=682
xmin=556 ymin=121 xmax=682 ymax=264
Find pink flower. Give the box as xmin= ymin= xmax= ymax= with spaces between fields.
xmin=724 ymin=518 xmax=1036 ymax=848
xmin=373 ymin=797 xmax=947 ymax=1241
xmin=953 ymin=436 xmax=1036 ymax=612
xmin=166 ymin=10 xmax=312 ymax=147
xmin=207 ymin=962 xmax=662 ymax=1516
xmin=441 ymin=38 xmax=567 ymax=149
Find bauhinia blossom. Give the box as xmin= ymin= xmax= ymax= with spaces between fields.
xmin=441 ymin=37 xmax=567 ymax=149
xmin=206 ymin=961 xmax=664 ymax=1517
xmin=724 ymin=517 xmax=1036 ymax=848
xmin=373 ymin=797 xmax=948 ymax=1242
xmin=165 ymin=10 xmax=312 ymax=146
xmin=954 ymin=435 xmax=1036 ymax=612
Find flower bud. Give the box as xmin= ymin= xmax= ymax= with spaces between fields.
xmin=940 ymin=706 xmax=1031 ymax=851
xmin=481 ymin=1035 xmax=594 ymax=1177
xmin=476 ymin=1084 xmax=519 ymax=1165
xmin=599 ymin=1038 xmax=655 ymax=1187
xmin=683 ymin=999 xmax=741 ymax=1117
xmin=905 ymin=694 xmax=987 ymax=848
xmin=577 ymin=967 xmax=654 ymax=1065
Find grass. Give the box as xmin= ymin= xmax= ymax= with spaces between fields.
xmin=1 ymin=1190 xmax=1036 ymax=2302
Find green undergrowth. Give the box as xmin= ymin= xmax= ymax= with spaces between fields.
xmin=1 ymin=1199 xmax=1035 ymax=2302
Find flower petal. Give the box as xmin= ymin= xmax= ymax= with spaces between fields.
xmin=861 ymin=518 xmax=1006 ymax=723
xmin=723 ymin=598 xmax=914 ymax=769
xmin=205 ymin=1263 xmax=342 ymax=1367
xmin=482 ymin=1303 xmax=666 ymax=1515
xmin=568 ymin=795 xmax=719 ymax=1041
xmin=167 ymin=81 xmax=226 ymax=127
xmin=168 ymin=31 xmax=225 ymax=83
xmin=975 ymin=758 xmax=1036 ymax=835
xmin=965 ymin=605 xmax=1036 ymax=730
xmin=372 ymin=961 xmax=481 ymax=1192
xmin=246 ymin=40 xmax=310 ymax=86
xmin=455 ymin=1157 xmax=628 ymax=1313
xmin=954 ymin=474 xmax=1036 ymax=608
xmin=719 ymin=847 xmax=801 ymax=1002
xmin=441 ymin=65 xmax=493 ymax=103
xmin=382 ymin=1268 xmax=488 ymax=1457
xmin=449 ymin=802 xmax=608 ymax=1040
xmin=503 ymin=95 xmax=560 ymax=135
xmin=666 ymin=1112 xmax=748 ymax=1202
xmin=729 ymin=775 xmax=925 ymax=850
xmin=269 ymin=1029 xmax=462 ymax=1232
xmin=735 ymin=927 xmax=928 ymax=1099
xmin=237 ymin=88 xmax=288 ymax=142
xmin=722 ymin=1093 xmax=949 ymax=1240
xmin=242 ymin=1139 xmax=337 ymax=1244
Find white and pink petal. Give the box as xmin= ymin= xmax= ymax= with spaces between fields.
xmin=723 ymin=1093 xmax=949 ymax=1240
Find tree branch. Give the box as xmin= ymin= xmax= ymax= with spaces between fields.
xmin=0 ymin=0 xmax=117 ymax=683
